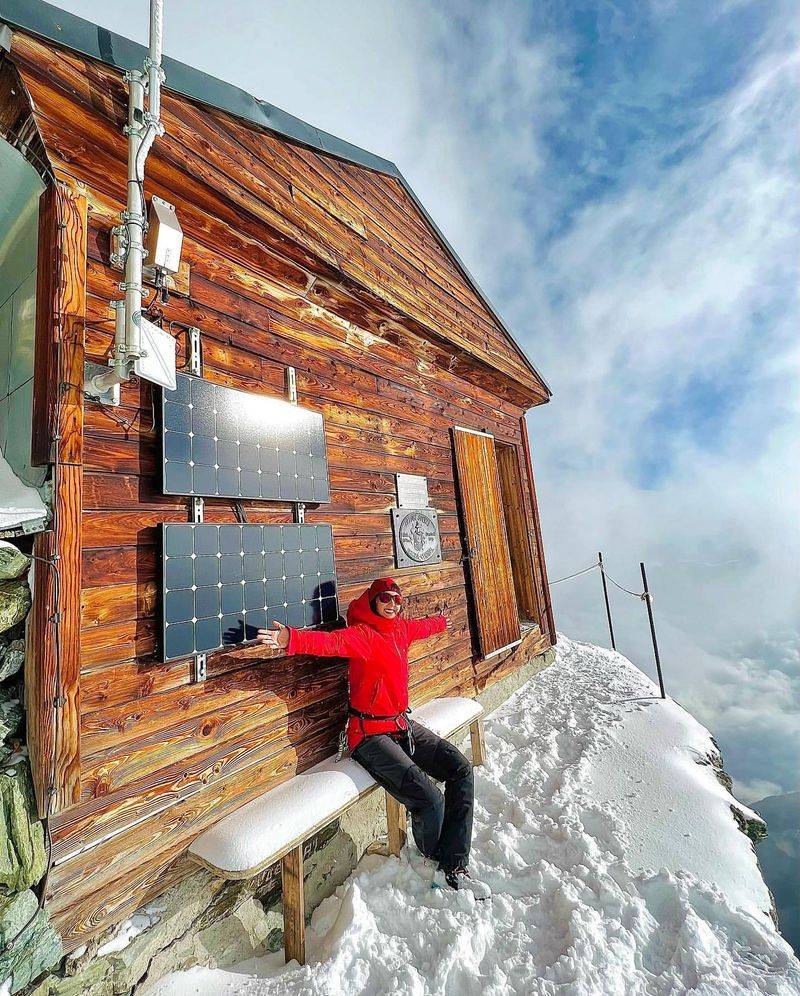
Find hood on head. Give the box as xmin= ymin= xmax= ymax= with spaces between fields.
xmin=346 ymin=577 xmax=402 ymax=631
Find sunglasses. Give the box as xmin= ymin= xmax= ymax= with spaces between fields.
xmin=376 ymin=591 xmax=402 ymax=605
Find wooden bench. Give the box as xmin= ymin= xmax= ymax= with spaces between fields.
xmin=188 ymin=697 xmax=485 ymax=964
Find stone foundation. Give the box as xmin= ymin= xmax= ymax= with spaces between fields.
xmin=0 ymin=541 xmax=62 ymax=995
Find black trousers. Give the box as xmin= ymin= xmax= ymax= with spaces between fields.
xmin=351 ymin=720 xmax=474 ymax=870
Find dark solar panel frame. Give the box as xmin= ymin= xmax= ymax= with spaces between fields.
xmin=161 ymin=373 xmax=330 ymax=503
xmin=161 ymin=522 xmax=339 ymax=662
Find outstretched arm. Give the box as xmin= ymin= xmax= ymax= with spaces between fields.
xmin=405 ymin=615 xmax=452 ymax=642
xmin=257 ymin=621 xmax=369 ymax=658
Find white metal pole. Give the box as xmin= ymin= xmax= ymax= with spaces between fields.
xmin=84 ymin=0 xmax=167 ymax=402
xmin=124 ymin=68 xmax=147 ymax=363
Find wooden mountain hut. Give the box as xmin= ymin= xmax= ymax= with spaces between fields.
xmin=0 ymin=0 xmax=555 ymax=954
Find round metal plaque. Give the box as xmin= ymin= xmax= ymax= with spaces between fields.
xmin=391 ymin=508 xmax=442 ymax=568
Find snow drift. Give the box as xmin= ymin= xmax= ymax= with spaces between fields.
xmin=149 ymin=636 xmax=800 ymax=995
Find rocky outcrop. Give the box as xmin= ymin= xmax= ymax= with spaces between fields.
xmin=0 ymin=892 xmax=61 ymax=994
xmin=0 ymin=543 xmax=31 ymax=582
xmin=0 ymin=541 xmax=62 ymax=995
xmin=0 ymin=763 xmax=47 ymax=893
xmin=702 ymin=737 xmax=768 ymax=846
xmin=0 ymin=580 xmax=31 ymax=636
xmin=0 ymin=639 xmax=25 ymax=684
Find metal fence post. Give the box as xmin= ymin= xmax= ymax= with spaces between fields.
xmin=598 ymin=552 xmax=616 ymax=651
xmin=640 ymin=562 xmax=666 ymax=699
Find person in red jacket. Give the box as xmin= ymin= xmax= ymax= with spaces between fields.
xmin=257 ymin=577 xmax=490 ymax=899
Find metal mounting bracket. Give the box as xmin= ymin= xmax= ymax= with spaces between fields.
xmin=193 ymin=653 xmax=207 ymax=683
xmin=188 ymin=327 xmax=203 ymax=376
xmin=83 ymin=359 xmax=120 ymax=406
xmin=285 ymin=365 xmax=297 ymax=404
xmin=293 ymin=503 xmax=306 ymax=524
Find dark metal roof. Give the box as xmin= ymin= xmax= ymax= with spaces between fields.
xmin=0 ymin=0 xmax=551 ymax=397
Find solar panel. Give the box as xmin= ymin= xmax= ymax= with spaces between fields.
xmin=162 ymin=373 xmax=330 ymax=502
xmin=161 ymin=522 xmax=339 ymax=662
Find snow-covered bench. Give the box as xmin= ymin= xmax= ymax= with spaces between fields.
xmin=188 ymin=696 xmax=485 ymax=964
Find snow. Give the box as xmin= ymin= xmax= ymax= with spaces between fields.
xmin=148 ymin=637 xmax=800 ymax=995
xmin=189 ymin=697 xmax=483 ymax=876
xmin=0 ymin=452 xmax=46 ymax=532
xmin=96 ymin=900 xmax=166 ymax=957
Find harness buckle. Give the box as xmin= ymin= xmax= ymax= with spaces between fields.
xmin=335 ymin=726 xmax=348 ymax=763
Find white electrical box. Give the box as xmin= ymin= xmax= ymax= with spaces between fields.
xmin=134 ymin=317 xmax=177 ymax=391
xmin=143 ymin=196 xmax=183 ymax=274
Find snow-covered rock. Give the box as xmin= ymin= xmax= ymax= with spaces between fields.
xmin=146 ymin=636 xmax=799 ymax=995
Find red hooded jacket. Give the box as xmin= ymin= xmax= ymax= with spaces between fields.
xmin=285 ymin=577 xmax=447 ymax=749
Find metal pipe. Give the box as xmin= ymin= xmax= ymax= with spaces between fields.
xmin=87 ymin=300 xmax=127 ymax=394
xmin=125 ymin=68 xmax=147 ymax=362
xmin=125 ymin=0 xmax=165 ymax=366
xmin=640 ymin=562 xmax=666 ymax=699
xmin=85 ymin=1 xmax=165 ymax=402
xmin=598 ymin=551 xmax=616 ymax=651
xmin=147 ymin=0 xmax=164 ymax=118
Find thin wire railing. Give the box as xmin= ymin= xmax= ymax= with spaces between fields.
xmin=547 ymin=553 xmax=666 ymax=699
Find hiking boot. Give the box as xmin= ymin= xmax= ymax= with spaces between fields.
xmin=432 ymin=865 xmax=491 ymax=900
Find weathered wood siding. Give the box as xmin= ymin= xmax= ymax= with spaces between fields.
xmin=7 ymin=31 xmax=554 ymax=949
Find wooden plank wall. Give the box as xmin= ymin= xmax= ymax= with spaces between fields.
xmin=8 ymin=31 xmax=554 ymax=949
xmin=26 ymin=180 xmax=87 ymax=817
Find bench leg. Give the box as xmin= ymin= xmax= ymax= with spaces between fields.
xmin=281 ymin=844 xmax=305 ymax=965
xmin=470 ymin=717 xmax=486 ymax=766
xmin=386 ymin=792 xmax=407 ymax=857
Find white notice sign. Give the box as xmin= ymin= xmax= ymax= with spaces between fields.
xmin=396 ymin=473 xmax=429 ymax=508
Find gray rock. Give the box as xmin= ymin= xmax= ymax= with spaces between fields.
xmin=0 ymin=582 xmax=31 ymax=636
xmin=0 ymin=889 xmax=38 ymax=947
xmin=0 ymin=762 xmax=47 ymax=892
xmin=101 ymin=871 xmax=227 ymax=994
xmin=0 ymin=639 xmax=25 ymax=683
xmin=0 ymin=901 xmax=62 ymax=995
xmin=27 ymin=959 xmax=114 ymax=996
xmin=0 ymin=543 xmax=30 ymax=582
xmin=0 ymin=687 xmax=22 ymax=743
xmin=731 ymin=804 xmax=769 ymax=845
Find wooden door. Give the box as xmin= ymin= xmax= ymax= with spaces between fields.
xmin=452 ymin=427 xmax=521 ymax=658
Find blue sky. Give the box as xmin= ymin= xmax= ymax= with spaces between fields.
xmin=57 ymin=0 xmax=800 ymax=802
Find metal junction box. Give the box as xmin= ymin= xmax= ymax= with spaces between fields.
xmin=144 ymin=196 xmax=184 ymax=274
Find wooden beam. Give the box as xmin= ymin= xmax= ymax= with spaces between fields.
xmin=281 ymin=845 xmax=305 ymax=965
xmin=26 ymin=180 xmax=87 ymax=816
xmin=385 ymin=793 xmax=407 ymax=857
xmin=470 ymin=718 xmax=486 ymax=767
